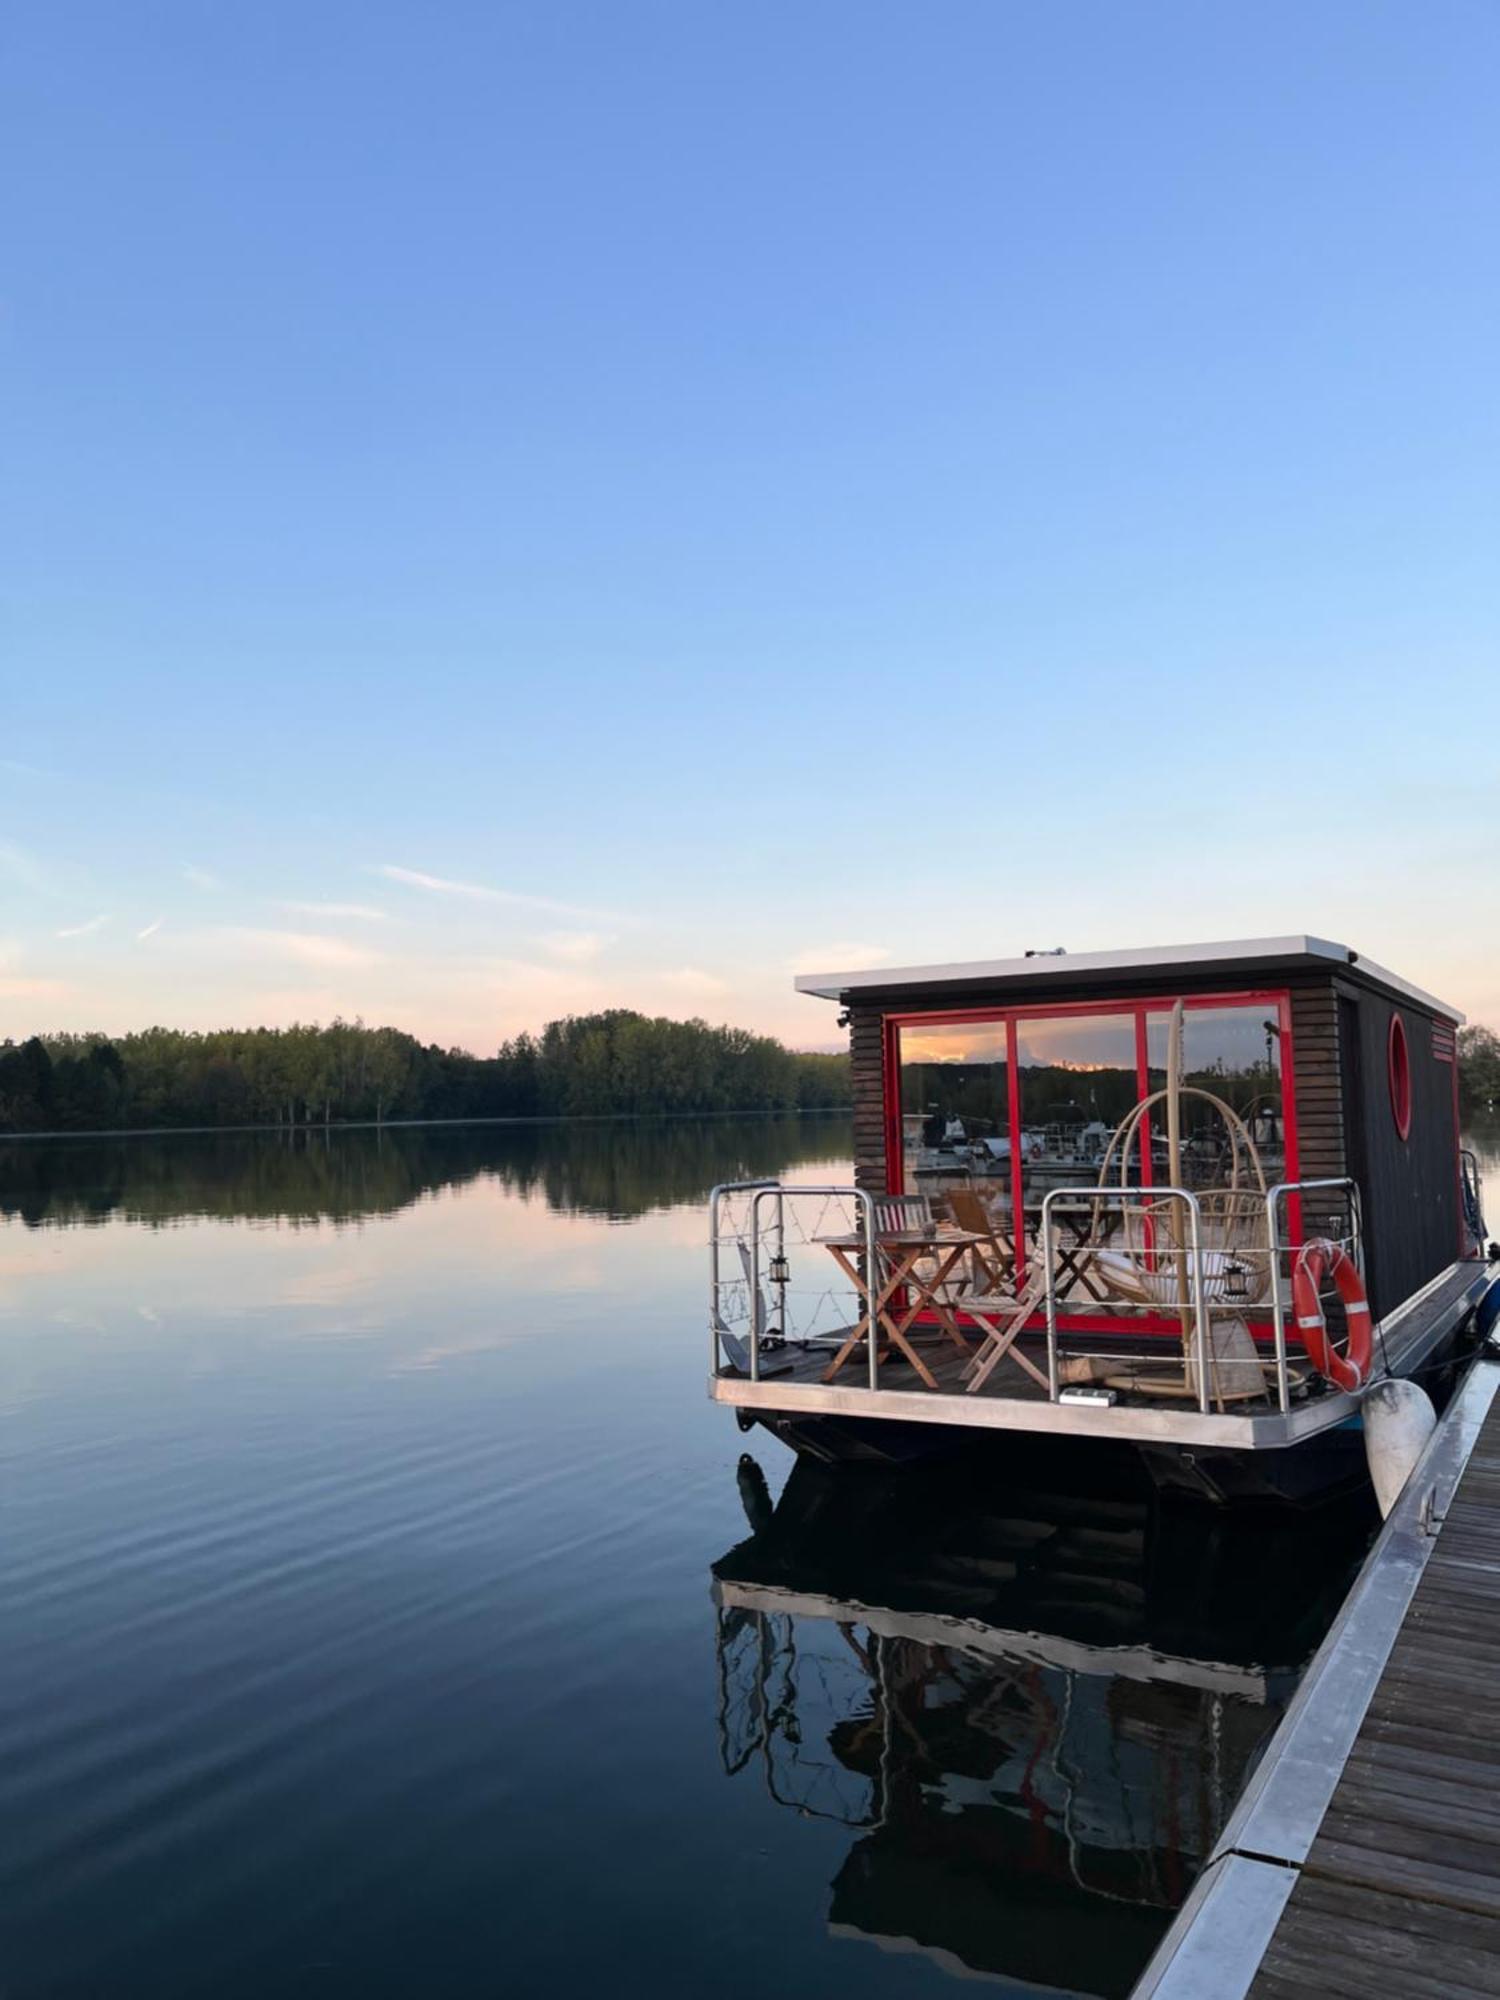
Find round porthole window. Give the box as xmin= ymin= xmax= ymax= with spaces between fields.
xmin=1388 ymin=1013 xmax=1412 ymax=1140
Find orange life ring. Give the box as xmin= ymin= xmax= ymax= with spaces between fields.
xmin=1292 ymin=1239 xmax=1373 ymax=1391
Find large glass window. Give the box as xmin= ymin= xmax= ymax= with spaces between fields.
xmin=1144 ymin=1005 xmax=1284 ymax=1190
xmin=893 ymin=995 xmax=1291 ymax=1214
xmin=1013 ymin=1014 xmax=1143 ymax=1208
xmin=897 ymin=1020 xmax=1009 ymax=1199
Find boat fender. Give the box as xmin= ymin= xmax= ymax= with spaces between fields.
xmin=1292 ymin=1239 xmax=1374 ymax=1392
xmin=1364 ymin=1378 xmax=1437 ymax=1519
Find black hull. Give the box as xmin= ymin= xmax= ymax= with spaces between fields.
xmin=743 ymin=1408 xmax=1368 ymax=1505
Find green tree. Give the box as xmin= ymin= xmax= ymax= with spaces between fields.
xmin=0 ymin=1010 xmax=851 ymax=1132
xmin=1459 ymin=1026 xmax=1500 ymax=1118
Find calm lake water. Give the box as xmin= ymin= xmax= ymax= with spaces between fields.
xmin=5 ymin=1115 xmax=1484 ymax=1998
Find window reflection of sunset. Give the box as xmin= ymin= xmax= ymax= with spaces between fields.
xmin=900 ymin=1026 xmax=1007 ymax=1066
xmin=1013 ymin=1016 xmax=1136 ymax=1070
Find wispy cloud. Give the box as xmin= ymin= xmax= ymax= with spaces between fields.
xmin=279 ymin=900 xmax=388 ymax=922
xmin=538 ymin=929 xmax=612 ymax=964
xmin=182 ymin=864 xmax=221 ymax=891
xmin=56 ymin=914 xmax=109 ymax=939
xmin=136 ymin=917 xmax=165 ymax=941
xmin=215 ymin=927 xmax=385 ymax=970
xmin=787 ymin=942 xmax=890 ymax=974
xmin=376 ymin=863 xmax=618 ymax=923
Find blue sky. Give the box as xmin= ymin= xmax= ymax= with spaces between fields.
xmin=3 ymin=2 xmax=1497 ymax=1050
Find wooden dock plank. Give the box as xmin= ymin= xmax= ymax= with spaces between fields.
xmin=1244 ymin=1368 xmax=1500 ymax=1996
xmin=1293 ymin=1872 xmax=1500 ymax=1955
xmin=1259 ymin=1921 xmax=1498 ymax=2000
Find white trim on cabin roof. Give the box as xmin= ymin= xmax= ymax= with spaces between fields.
xmin=793 ymin=935 xmax=1464 ymax=1024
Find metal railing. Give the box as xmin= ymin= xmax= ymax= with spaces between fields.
xmin=710 ymin=1176 xmax=1369 ymax=1416
xmin=709 ymin=1180 xmax=878 ymax=1387
xmin=1461 ymin=1148 xmax=1486 ymax=1253
xmin=1039 ymin=1186 xmax=1212 ymax=1412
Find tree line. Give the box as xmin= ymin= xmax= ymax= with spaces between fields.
xmin=4 ymin=1013 xmax=1491 ymax=1138
xmin=0 ymin=1010 xmax=852 ymax=1135
xmin=0 ymin=1114 xmax=851 ymax=1229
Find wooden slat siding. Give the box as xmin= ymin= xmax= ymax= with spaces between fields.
xmin=1247 ymin=1396 xmax=1500 ymax=1999
xmin=848 ymin=1005 xmax=889 ymax=1195
xmin=1289 ymin=983 xmax=1345 ymax=1186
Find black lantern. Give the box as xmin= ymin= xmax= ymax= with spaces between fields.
xmin=769 ymin=1251 xmax=790 ymax=1288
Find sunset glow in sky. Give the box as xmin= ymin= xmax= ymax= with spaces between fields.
xmin=4 ymin=4 xmax=1497 ymax=1052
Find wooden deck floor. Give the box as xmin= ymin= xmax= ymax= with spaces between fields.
xmin=1247 ymin=1386 xmax=1500 ymax=1998
xmin=731 ymin=1332 xmax=1053 ymax=1401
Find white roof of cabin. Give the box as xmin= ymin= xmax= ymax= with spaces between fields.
xmin=794 ymin=935 xmax=1463 ymax=1023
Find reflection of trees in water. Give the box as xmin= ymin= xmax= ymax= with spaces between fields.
xmin=482 ymin=1116 xmax=847 ymax=1222
xmin=0 ymin=1114 xmax=852 ymax=1229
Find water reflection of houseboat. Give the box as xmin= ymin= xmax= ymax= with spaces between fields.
xmin=712 ymin=1454 xmax=1372 ymax=1997
xmin=710 ymin=938 xmax=1495 ymax=1500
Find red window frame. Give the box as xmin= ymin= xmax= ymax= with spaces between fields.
xmin=882 ymin=987 xmax=1300 ymax=1340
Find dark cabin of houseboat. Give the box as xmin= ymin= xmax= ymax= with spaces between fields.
xmin=708 ymin=937 xmax=1493 ymax=1501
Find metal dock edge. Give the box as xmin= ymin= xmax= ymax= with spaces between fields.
xmin=1131 ymin=1351 xmax=1500 ymax=2000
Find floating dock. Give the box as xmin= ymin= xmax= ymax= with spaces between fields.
xmin=1134 ymin=1351 xmax=1500 ymax=1998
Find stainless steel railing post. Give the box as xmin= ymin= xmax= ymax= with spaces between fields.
xmin=710 ymin=1178 xmax=778 ymax=1374
xmin=1041 ymin=1189 xmax=1061 ymax=1402
xmin=709 ymin=1183 xmax=723 ymax=1374
xmin=749 ymin=1201 xmax=761 ymax=1383
xmin=775 ymin=1187 xmax=787 ymax=1340
xmin=1185 ymin=1191 xmax=1209 ymax=1414
xmin=857 ymin=1189 xmax=878 ymax=1393
xmin=1264 ymin=1181 xmax=1292 ymax=1415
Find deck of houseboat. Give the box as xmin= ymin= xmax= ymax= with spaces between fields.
xmin=713 ymin=1260 xmax=1490 ymax=1451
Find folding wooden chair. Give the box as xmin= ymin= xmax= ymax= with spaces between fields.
xmin=872 ymin=1194 xmax=933 ymax=1234
xmin=962 ymin=1267 xmax=1051 ymax=1393
xmin=944 ymin=1187 xmax=1016 ymax=1295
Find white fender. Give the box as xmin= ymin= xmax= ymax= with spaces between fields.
xmin=1363 ymin=1377 xmax=1437 ymax=1519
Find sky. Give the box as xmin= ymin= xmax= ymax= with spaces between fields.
xmin=2 ymin=1 xmax=1497 ymax=1053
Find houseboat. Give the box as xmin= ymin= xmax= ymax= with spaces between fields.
xmin=708 ymin=937 xmax=1496 ymax=1500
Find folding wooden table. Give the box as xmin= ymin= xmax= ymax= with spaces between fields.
xmin=816 ymin=1228 xmax=986 ymax=1389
